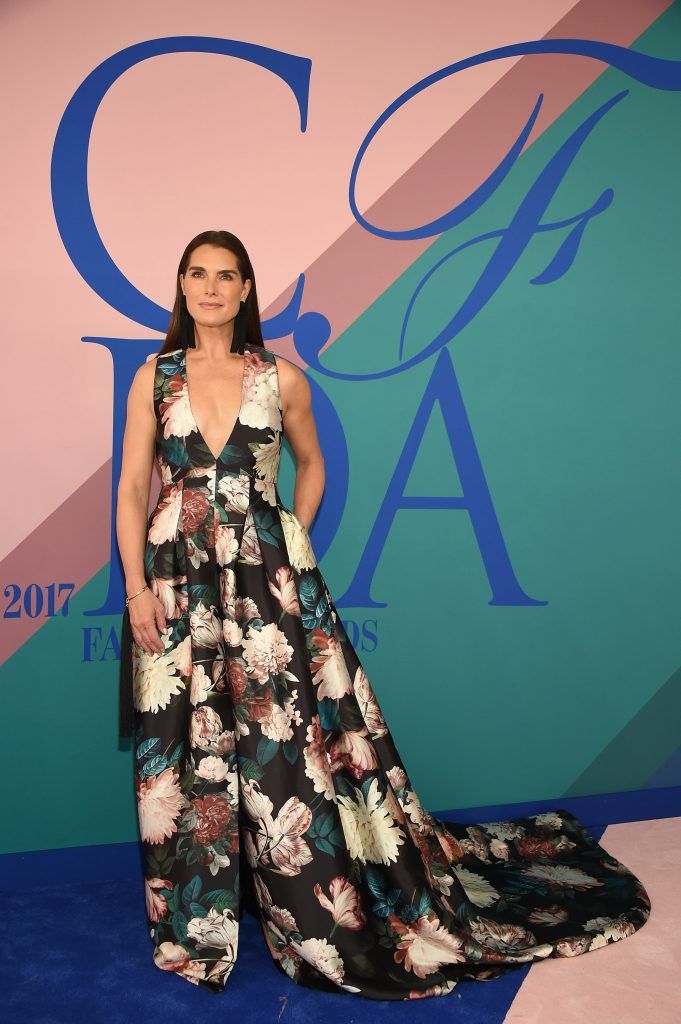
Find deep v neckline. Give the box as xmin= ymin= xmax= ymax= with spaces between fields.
xmin=183 ymin=345 xmax=249 ymax=462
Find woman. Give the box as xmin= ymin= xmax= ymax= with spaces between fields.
xmin=117 ymin=230 xmax=651 ymax=998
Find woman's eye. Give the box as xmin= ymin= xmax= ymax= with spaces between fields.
xmin=190 ymin=271 xmax=232 ymax=278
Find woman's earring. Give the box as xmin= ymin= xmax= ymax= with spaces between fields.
xmin=231 ymin=298 xmax=247 ymax=354
xmin=179 ymin=293 xmax=196 ymax=349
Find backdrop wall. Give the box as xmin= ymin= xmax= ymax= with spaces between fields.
xmin=2 ymin=0 xmax=680 ymax=856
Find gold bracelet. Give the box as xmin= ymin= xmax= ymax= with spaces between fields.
xmin=125 ymin=585 xmax=148 ymax=606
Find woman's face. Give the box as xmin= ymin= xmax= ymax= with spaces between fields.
xmin=180 ymin=244 xmax=251 ymax=328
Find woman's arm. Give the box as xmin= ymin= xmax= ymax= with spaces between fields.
xmin=276 ymin=356 xmax=325 ymax=529
xmin=116 ymin=358 xmax=166 ymax=655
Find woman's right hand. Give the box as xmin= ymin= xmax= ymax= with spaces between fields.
xmin=128 ymin=588 xmax=167 ymax=655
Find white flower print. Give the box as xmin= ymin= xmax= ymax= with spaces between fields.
xmin=217 ymin=472 xmax=250 ymax=513
xmin=148 ymin=482 xmax=183 ymax=544
xmin=279 ymin=508 xmax=317 ymax=571
xmin=452 ymin=866 xmax=501 ymax=908
xmin=189 ymin=602 xmax=224 ymax=647
xmin=190 ymin=662 xmax=212 ymax=706
xmin=187 ymin=906 xmax=238 ymax=950
xmin=242 ymin=621 xmax=294 ymax=683
xmin=521 ymin=864 xmax=604 ymax=889
xmin=353 ymin=666 xmax=388 ymax=737
xmin=390 ymin=913 xmax=466 ymax=978
xmin=288 ymin=936 xmax=345 ymax=985
xmin=215 ymin=524 xmax=239 ymax=566
xmin=133 ymin=628 xmax=185 ymax=714
xmin=259 ymin=688 xmax=303 ymax=742
xmin=310 ymin=630 xmax=353 ymax=700
xmin=336 ymin=777 xmax=406 ymax=865
xmin=160 ymin=380 xmax=194 ymax=441
xmin=137 ymin=768 xmax=185 ymax=844
xmin=253 ymin=433 xmax=281 ymax=488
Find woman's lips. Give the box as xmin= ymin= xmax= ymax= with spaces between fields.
xmin=199 ymin=302 xmax=222 ymax=308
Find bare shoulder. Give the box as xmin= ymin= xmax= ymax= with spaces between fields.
xmin=273 ymin=355 xmax=311 ymax=414
xmin=129 ymin=354 xmax=158 ymax=414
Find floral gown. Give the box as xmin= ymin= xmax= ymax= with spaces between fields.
xmin=119 ymin=340 xmax=651 ymax=999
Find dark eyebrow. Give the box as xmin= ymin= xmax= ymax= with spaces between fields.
xmin=187 ymin=265 xmax=238 ymax=273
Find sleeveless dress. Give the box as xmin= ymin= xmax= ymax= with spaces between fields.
xmin=119 ymin=341 xmax=651 ymax=999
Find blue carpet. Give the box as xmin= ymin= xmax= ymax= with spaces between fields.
xmin=3 ymin=787 xmax=677 ymax=1023
xmin=1 ymin=877 xmax=530 ymax=1024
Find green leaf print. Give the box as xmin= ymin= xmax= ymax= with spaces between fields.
xmin=282 ymin=738 xmax=298 ymax=764
xmin=171 ymin=909 xmax=189 ymax=941
xmin=256 ymin=735 xmax=279 ymax=765
xmin=237 ymin=755 xmax=265 ymax=782
xmin=182 ymin=875 xmax=202 ymax=905
xmin=136 ymin=737 xmax=161 ymax=760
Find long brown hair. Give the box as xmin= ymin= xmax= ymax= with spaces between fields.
xmin=158 ymin=230 xmax=265 ymax=355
